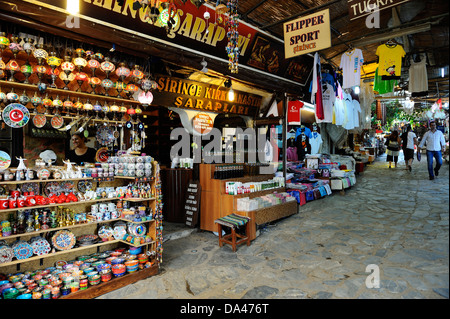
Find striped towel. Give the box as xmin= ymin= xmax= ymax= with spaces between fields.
xmin=215 ymin=214 xmax=250 ymax=228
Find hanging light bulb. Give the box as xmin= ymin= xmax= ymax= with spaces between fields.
xmin=227 ymin=88 xmax=235 ymax=101
xmin=67 ymin=0 xmax=80 ymax=14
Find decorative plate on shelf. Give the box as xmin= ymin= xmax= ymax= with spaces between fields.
xmin=76 ymin=234 xmax=99 ymax=246
xmin=60 ymin=181 xmax=75 ymax=192
xmin=77 ymin=180 xmax=94 ymax=193
xmin=0 ymin=245 xmax=14 ymax=264
xmin=97 ymin=226 xmax=114 ymax=241
xmin=29 ymin=236 xmax=51 ymax=256
xmin=32 ymin=114 xmax=47 ymax=128
xmin=95 ymin=147 xmax=109 ymax=163
xmin=2 ymin=103 xmax=30 ymax=128
xmin=44 ymin=181 xmax=61 ymax=197
xmin=12 ymin=240 xmax=34 ymax=260
xmin=113 ymin=221 xmax=127 ymax=240
xmin=21 ymin=182 xmax=40 ymax=195
xmin=51 ymin=230 xmax=76 ymax=251
xmin=50 ymin=115 xmax=64 ymax=129
xmin=0 ymin=150 xmax=11 ymax=170
xmin=96 ymin=126 xmax=114 ymax=146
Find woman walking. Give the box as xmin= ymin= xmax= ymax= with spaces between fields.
xmin=386 ymin=130 xmax=401 ymax=168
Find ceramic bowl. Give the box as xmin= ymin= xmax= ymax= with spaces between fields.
xmin=111 ymin=257 xmax=125 ymax=265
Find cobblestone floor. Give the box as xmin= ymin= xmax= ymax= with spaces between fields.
xmin=99 ymin=154 xmax=449 ymax=300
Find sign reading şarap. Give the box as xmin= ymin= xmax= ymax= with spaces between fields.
xmin=153 ymin=75 xmax=262 ymax=116
xmin=283 ymin=9 xmax=331 ymax=59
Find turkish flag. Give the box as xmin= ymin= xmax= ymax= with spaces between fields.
xmin=288 ymin=101 xmax=303 ymax=125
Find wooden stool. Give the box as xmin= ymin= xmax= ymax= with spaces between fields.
xmin=214 ymin=214 xmax=251 ymax=252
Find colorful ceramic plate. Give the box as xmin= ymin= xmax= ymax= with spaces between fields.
xmin=96 ymin=126 xmax=114 ymax=145
xmin=12 ymin=241 xmax=33 ymax=260
xmin=2 ymin=103 xmax=30 ymax=128
xmin=30 ymin=237 xmax=51 ymax=256
xmin=50 ymin=115 xmax=64 ymax=129
xmin=32 ymin=114 xmax=47 ymax=128
xmin=21 ymin=182 xmax=40 ymax=194
xmin=95 ymin=147 xmax=109 ymax=163
xmin=44 ymin=181 xmax=61 ymax=197
xmin=0 ymin=245 xmax=14 ymax=264
xmin=0 ymin=150 xmax=11 ymax=170
xmin=77 ymin=180 xmax=94 ymax=193
xmin=51 ymin=230 xmax=76 ymax=251
xmin=60 ymin=181 xmax=75 ymax=192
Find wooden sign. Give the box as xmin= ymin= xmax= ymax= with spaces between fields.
xmin=283 ymin=9 xmax=331 ymax=59
xmin=348 ymin=0 xmax=410 ymax=21
xmin=184 ymin=180 xmax=201 ymax=227
xmin=153 ymin=75 xmax=262 ymax=117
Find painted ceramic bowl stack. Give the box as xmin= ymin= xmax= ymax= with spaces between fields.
xmin=125 ymin=259 xmax=138 ymax=273
xmin=111 ymin=264 xmax=126 ymax=277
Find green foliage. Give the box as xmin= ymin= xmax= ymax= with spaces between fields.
xmin=370 ymin=100 xmax=421 ymax=130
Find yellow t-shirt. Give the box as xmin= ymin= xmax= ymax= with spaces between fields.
xmin=375 ymin=44 xmax=406 ymax=77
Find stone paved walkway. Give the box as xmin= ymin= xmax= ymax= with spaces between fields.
xmin=99 ymin=154 xmax=449 ymax=299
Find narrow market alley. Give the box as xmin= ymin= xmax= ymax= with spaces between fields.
xmin=99 ymin=155 xmax=449 ymax=300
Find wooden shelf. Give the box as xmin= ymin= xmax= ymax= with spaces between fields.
xmin=0 ymin=240 xmax=121 ymax=267
xmin=0 ymin=218 xmax=155 ymax=241
xmin=1 ymin=177 xmax=92 ymax=185
xmin=0 ymin=197 xmax=121 ymax=214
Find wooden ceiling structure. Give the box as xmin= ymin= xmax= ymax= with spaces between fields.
xmin=1 ymin=0 xmax=448 ymax=110
xmin=236 ymin=0 xmax=449 ymax=106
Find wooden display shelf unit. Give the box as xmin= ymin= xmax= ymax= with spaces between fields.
xmin=0 ymin=161 xmax=161 ymax=297
xmin=199 ymin=164 xmax=298 ymax=240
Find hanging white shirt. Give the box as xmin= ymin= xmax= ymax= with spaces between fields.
xmin=316 ymin=82 xmax=335 ymax=123
xmin=334 ymin=98 xmax=345 ymax=126
xmin=309 ymin=131 xmax=323 ymax=154
xmin=352 ymin=99 xmax=361 ymax=129
xmin=343 ymin=92 xmax=354 ymax=130
xmin=340 ymin=48 xmax=364 ymax=89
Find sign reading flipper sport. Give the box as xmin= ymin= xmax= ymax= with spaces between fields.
xmin=283 ymin=8 xmax=331 ymax=59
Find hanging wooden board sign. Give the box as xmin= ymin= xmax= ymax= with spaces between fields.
xmin=184 ymin=180 xmax=201 ymax=228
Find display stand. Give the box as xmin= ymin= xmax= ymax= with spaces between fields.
xmin=199 ymin=163 xmax=297 ymax=240
xmin=0 ymin=162 xmax=161 ymax=298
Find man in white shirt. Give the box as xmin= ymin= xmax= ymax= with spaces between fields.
xmin=418 ymin=121 xmax=446 ymax=180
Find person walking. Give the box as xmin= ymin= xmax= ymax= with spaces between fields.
xmin=385 ymin=130 xmax=401 ymax=168
xmin=402 ymin=125 xmax=418 ymax=171
xmin=418 ymin=120 xmax=446 ymax=180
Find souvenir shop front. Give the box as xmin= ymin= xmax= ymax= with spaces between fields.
xmin=0 ymin=0 xmax=320 ymax=299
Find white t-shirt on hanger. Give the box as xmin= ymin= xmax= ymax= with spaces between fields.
xmin=309 ymin=131 xmax=323 ymax=154
xmin=316 ymin=82 xmax=335 ymax=123
xmin=340 ymin=48 xmax=364 ymax=89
